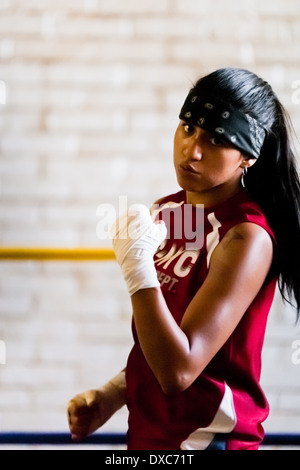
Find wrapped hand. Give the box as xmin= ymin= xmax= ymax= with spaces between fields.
xmin=111 ymin=204 xmax=167 ymax=295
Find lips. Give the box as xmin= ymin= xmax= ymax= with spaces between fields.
xmin=178 ymin=164 xmax=199 ymax=175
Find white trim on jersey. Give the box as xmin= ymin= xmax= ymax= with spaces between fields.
xmin=206 ymin=212 xmax=222 ymax=268
xmin=180 ymin=383 xmax=237 ymax=451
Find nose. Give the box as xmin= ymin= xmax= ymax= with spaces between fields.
xmin=192 ymin=141 xmax=202 ymax=160
xmin=184 ymin=136 xmax=203 ymax=161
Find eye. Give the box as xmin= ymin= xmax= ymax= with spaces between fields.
xmin=182 ymin=123 xmax=195 ymax=135
xmin=210 ymin=136 xmax=225 ymax=146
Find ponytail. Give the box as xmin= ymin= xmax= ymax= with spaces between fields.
xmin=195 ymin=68 xmax=300 ymax=321
xmin=245 ymin=101 xmax=300 ymax=321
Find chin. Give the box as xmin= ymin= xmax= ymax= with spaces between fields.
xmin=176 ymin=176 xmax=207 ymax=193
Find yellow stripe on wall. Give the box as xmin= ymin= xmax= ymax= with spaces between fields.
xmin=0 ymin=247 xmax=116 ymax=262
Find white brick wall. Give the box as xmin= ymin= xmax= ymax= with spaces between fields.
xmin=0 ymin=0 xmax=300 ymax=446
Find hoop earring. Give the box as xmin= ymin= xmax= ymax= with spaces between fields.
xmin=241 ymin=167 xmax=248 ymax=188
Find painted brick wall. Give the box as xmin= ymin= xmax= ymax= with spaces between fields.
xmin=0 ymin=0 xmax=299 ymax=445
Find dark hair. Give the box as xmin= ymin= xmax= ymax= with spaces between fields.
xmin=195 ymin=67 xmax=300 ymax=321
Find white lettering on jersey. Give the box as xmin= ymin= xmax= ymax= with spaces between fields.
xmin=174 ymin=250 xmax=200 ymax=278
xmin=155 ymin=241 xmax=200 ymax=278
xmin=154 ymin=209 xmax=222 ymax=284
xmin=155 ymin=241 xmax=186 ymax=269
xmin=157 ymin=271 xmax=179 ymax=291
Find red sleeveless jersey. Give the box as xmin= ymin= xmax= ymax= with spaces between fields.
xmin=125 ymin=189 xmax=277 ymax=450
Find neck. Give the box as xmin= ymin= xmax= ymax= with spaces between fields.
xmin=186 ymin=181 xmax=243 ymax=207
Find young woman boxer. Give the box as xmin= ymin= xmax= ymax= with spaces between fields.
xmin=67 ymin=67 xmax=300 ymax=450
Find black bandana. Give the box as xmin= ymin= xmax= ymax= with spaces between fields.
xmin=179 ymin=89 xmax=265 ymax=159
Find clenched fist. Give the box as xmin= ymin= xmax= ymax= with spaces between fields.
xmin=67 ymin=372 xmax=126 ymax=441
xmin=111 ymin=204 xmax=167 ymax=295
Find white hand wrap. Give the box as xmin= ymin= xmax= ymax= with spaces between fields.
xmin=111 ymin=204 xmax=167 ymax=296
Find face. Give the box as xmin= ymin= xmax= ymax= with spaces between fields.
xmin=173 ymin=121 xmax=250 ymax=194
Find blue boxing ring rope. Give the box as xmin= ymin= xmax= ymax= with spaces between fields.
xmin=0 ymin=432 xmax=126 ymax=446
xmin=0 ymin=432 xmax=299 ymax=447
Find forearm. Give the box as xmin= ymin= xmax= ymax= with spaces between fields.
xmin=131 ymin=288 xmax=191 ymax=394
xmin=101 ymin=369 xmax=127 ymax=414
xmin=111 ymin=204 xmax=190 ymax=392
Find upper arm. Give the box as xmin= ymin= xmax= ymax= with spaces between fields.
xmin=180 ymin=222 xmax=274 ymax=379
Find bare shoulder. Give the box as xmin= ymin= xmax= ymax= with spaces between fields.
xmin=209 ymin=222 xmax=274 ymax=281
xmin=221 ymin=222 xmax=273 ymax=252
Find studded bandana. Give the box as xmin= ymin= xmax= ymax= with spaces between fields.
xmin=179 ymin=89 xmax=266 ymax=159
